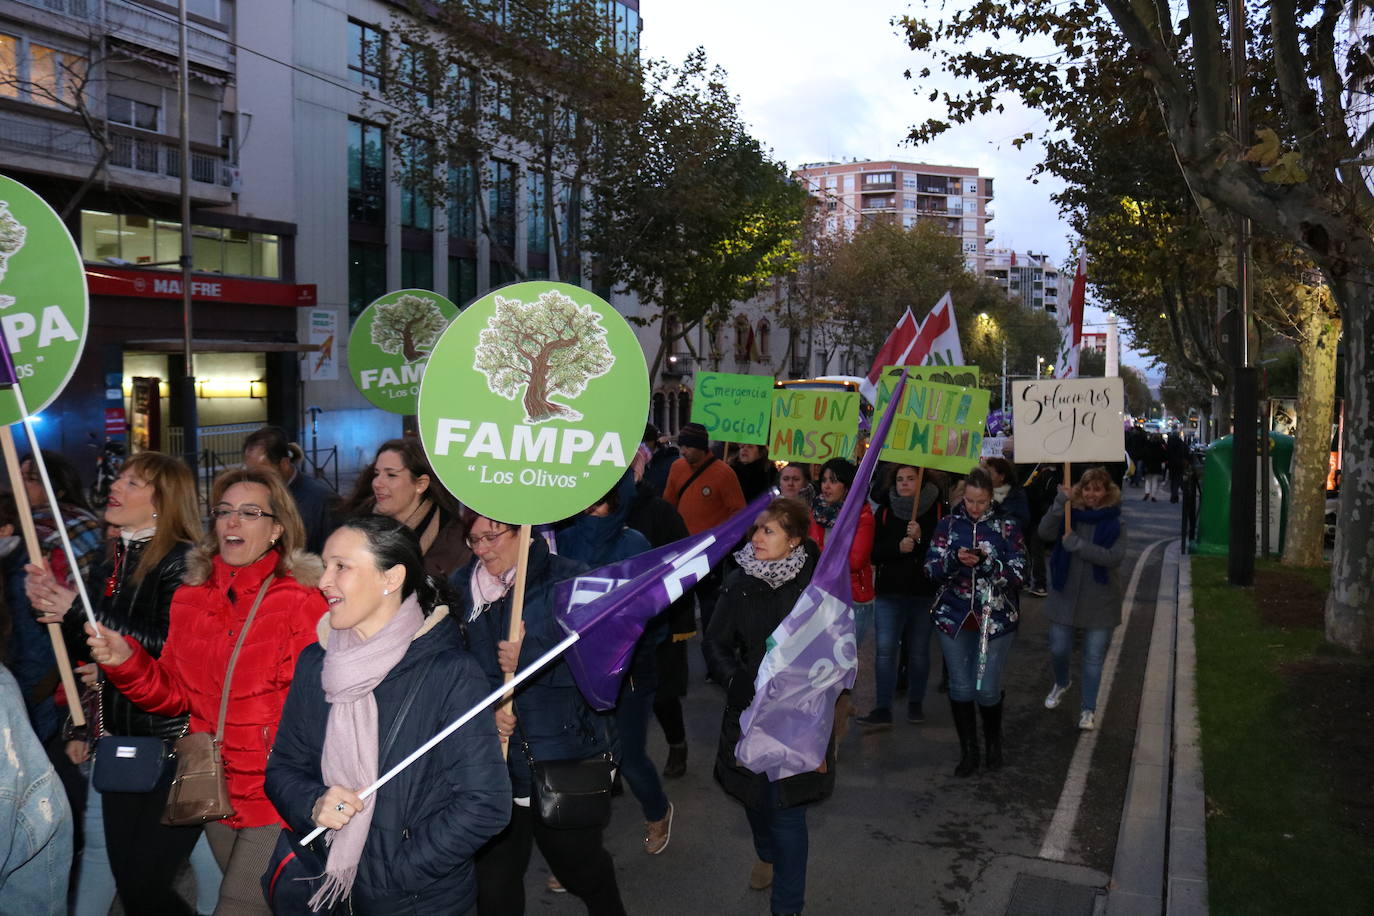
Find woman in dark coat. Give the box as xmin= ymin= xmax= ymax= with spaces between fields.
xmin=706 ymin=497 xmax=830 ymax=916
xmin=860 ymin=464 xmax=943 ymax=727
xmin=454 ymin=515 xmax=626 ymax=916
xmin=28 ymin=452 xmax=202 ymax=916
xmin=265 ymin=516 xmax=510 ymax=914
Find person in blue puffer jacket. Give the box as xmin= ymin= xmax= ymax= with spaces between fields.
xmin=924 ymin=467 xmax=1026 ymax=779
xmin=265 ymin=515 xmax=510 ymax=915
xmin=558 ymin=472 xmax=677 ymax=856
xmin=455 ymin=513 xmax=627 ymax=916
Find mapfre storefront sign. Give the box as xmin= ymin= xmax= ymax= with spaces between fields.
xmin=85 ymin=267 xmax=316 ymax=307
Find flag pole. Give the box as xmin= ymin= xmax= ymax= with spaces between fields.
xmin=0 ymin=426 xmax=85 ymax=726
xmin=499 ymin=524 xmax=533 ymax=760
xmin=300 ymin=629 xmax=581 ymax=847
xmin=1063 ymin=462 xmax=1072 ymax=535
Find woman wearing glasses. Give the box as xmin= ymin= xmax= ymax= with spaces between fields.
xmin=453 ymin=515 xmax=626 ymax=916
xmin=86 ymin=468 xmax=328 ymax=916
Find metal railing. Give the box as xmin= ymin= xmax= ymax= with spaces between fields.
xmin=166 ymin=423 xmax=262 ymax=463
xmin=109 ymin=132 xmax=229 ymax=186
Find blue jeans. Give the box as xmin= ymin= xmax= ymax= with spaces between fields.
xmin=873 ymin=594 xmax=934 ymax=710
xmin=72 ymin=768 xmax=116 ymax=916
xmin=615 ymin=681 xmax=669 ymax=823
xmin=743 ymin=782 xmax=808 ymax=915
xmin=1048 ymin=623 xmax=1114 ymax=712
xmin=939 ymin=627 xmax=1016 ymax=706
xmin=853 ymin=599 xmax=874 ymax=651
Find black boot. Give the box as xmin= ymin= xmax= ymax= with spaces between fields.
xmin=980 ymin=699 xmax=1004 ymax=770
xmin=663 ymin=742 xmax=687 ymax=778
xmin=950 ymin=700 xmax=979 ymax=778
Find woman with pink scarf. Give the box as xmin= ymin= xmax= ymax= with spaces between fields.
xmin=265 ymin=515 xmax=510 ymax=913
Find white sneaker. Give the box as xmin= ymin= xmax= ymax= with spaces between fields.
xmin=1078 ymin=710 xmax=1095 ymax=730
xmin=1044 ymin=681 xmax=1072 ymax=709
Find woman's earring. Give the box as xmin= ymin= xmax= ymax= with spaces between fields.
xmin=151 ymin=512 xmax=159 ymax=520
xmin=382 ymin=588 xmax=391 ymax=596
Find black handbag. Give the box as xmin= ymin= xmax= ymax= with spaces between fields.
xmin=92 ymin=735 xmax=172 ymax=793
xmin=519 ymin=732 xmax=614 ymax=830
xmin=262 ymin=655 xmax=436 ymax=914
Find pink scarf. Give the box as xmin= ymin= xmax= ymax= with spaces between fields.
xmin=311 ymin=595 xmax=424 ymax=910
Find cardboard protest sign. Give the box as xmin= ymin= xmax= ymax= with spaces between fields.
xmin=690 ymin=372 xmax=773 ymax=445
xmin=1011 ymin=377 xmax=1126 ymax=463
xmin=769 ymin=387 xmax=860 ymax=462
xmin=348 ymin=289 xmax=460 ymax=414
xmin=0 ymin=175 xmax=89 ymax=425
xmin=887 ymin=364 xmax=980 ymax=389
xmin=874 ymin=369 xmax=989 ymax=473
xmin=418 ymin=281 xmax=648 ymax=524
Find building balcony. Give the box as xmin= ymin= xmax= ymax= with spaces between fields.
xmin=662 ymin=353 xmax=696 ymax=376
xmin=105 ymin=0 xmax=235 ymax=73
xmin=0 ymin=109 xmax=235 ymax=204
xmin=860 ymin=178 xmax=896 ymax=192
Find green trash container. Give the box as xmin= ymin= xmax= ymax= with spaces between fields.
xmin=1193 ymin=432 xmax=1293 ymax=555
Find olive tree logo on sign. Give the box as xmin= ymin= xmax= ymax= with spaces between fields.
xmin=0 ymin=201 xmax=28 ymax=309
xmin=371 ymin=293 xmax=447 ymax=363
xmin=473 ymin=288 xmax=613 ymax=424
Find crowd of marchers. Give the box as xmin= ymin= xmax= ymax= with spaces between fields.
xmin=0 ymin=421 xmax=1145 ymax=916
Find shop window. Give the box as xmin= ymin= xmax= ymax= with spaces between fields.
xmin=348 ymin=242 xmax=386 ymax=322
xmin=80 ymin=210 xmax=281 ymax=277
xmin=401 ymin=248 xmax=433 ymax=290
xmin=348 ymin=120 xmax=385 ymax=224
xmin=449 ymin=256 xmax=477 ymax=306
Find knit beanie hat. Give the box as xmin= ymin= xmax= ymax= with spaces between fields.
xmin=677 ymin=422 xmax=709 ymax=450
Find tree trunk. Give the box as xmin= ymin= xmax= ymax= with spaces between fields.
xmin=1325 ymin=276 xmax=1374 ymax=653
xmin=522 ymin=360 xmax=561 ymax=422
xmin=401 ymin=319 xmax=422 ymax=362
xmin=1283 ymin=293 xmax=1339 ymax=567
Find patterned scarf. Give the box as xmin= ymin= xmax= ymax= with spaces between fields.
xmin=733 ymin=542 xmax=808 ymax=589
xmin=811 ymin=494 xmax=841 ymax=530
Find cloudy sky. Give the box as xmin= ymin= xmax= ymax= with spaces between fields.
xmin=641 ymin=0 xmax=1155 ymax=377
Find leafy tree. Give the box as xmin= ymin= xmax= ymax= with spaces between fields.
xmin=371 ymin=293 xmax=448 ymax=363
xmin=375 ymin=0 xmax=643 ymax=281
xmin=474 ymin=288 xmax=612 ymax=423
xmin=589 ymin=50 xmax=809 ymax=378
xmin=899 ymin=2 xmax=1370 ymax=648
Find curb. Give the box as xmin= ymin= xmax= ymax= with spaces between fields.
xmin=1166 ymin=550 xmax=1208 ymax=914
xmin=1104 ymin=541 xmax=1209 ymax=915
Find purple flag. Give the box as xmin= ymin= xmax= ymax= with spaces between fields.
xmin=0 ymin=331 xmax=18 ymax=388
xmin=734 ymin=371 xmax=909 ymax=781
xmin=556 ymin=491 xmax=775 ymax=710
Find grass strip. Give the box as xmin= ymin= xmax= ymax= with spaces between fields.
xmin=1191 ymin=556 xmax=1374 ymax=913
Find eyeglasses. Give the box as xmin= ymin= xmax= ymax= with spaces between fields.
xmin=211 ymin=506 xmax=276 ymax=521
xmin=465 ymin=529 xmax=510 ymax=549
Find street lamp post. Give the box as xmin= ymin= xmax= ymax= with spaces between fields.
xmin=177 ymin=0 xmax=198 ymax=476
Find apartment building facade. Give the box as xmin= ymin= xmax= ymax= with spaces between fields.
xmin=983 ymin=247 xmax=1061 ymax=313
xmin=793 ymin=159 xmax=996 ymax=272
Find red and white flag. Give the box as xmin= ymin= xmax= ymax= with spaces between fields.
xmin=861 ymin=307 xmax=918 ymax=401
xmin=1055 ymin=254 xmax=1087 ymax=378
xmin=905 ymin=292 xmax=964 ymax=367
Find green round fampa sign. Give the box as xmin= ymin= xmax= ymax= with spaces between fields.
xmin=0 ymin=175 xmax=89 ymax=425
xmin=418 ymin=281 xmax=649 ymax=524
xmin=347 ymin=289 xmax=460 ymax=414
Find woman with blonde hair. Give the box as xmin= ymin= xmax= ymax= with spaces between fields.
xmin=86 ymin=467 xmax=327 ymax=915
xmin=1037 ymin=466 xmax=1128 ymax=730
xmin=28 ymin=451 xmax=203 ymax=916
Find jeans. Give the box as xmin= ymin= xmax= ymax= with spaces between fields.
xmin=939 ymin=627 xmax=1017 ymax=706
xmin=743 ymin=782 xmax=808 ymax=915
xmin=1048 ymin=623 xmax=1114 ymax=712
xmin=615 ymin=680 xmax=670 ymax=822
xmin=853 ymin=599 xmax=875 ymax=651
xmin=190 ymin=832 xmax=223 ymax=914
xmin=72 ymin=768 xmax=116 ymax=916
xmin=873 ymin=594 xmax=934 ymax=710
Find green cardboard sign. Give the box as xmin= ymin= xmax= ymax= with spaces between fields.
xmin=691 ymin=371 xmax=773 ymax=445
xmin=418 ymin=281 xmax=649 ymax=524
xmin=875 ymin=369 xmax=989 ymax=473
xmin=348 ymin=289 xmax=461 ymax=414
xmin=769 ymin=387 xmax=860 ymax=462
xmin=880 ymin=364 xmax=980 ymax=389
xmin=0 ymin=175 xmax=89 ymax=424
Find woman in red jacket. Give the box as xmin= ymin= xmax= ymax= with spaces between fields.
xmin=86 ymin=468 xmax=327 ymax=916
xmin=808 ymin=458 xmax=876 ymax=645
